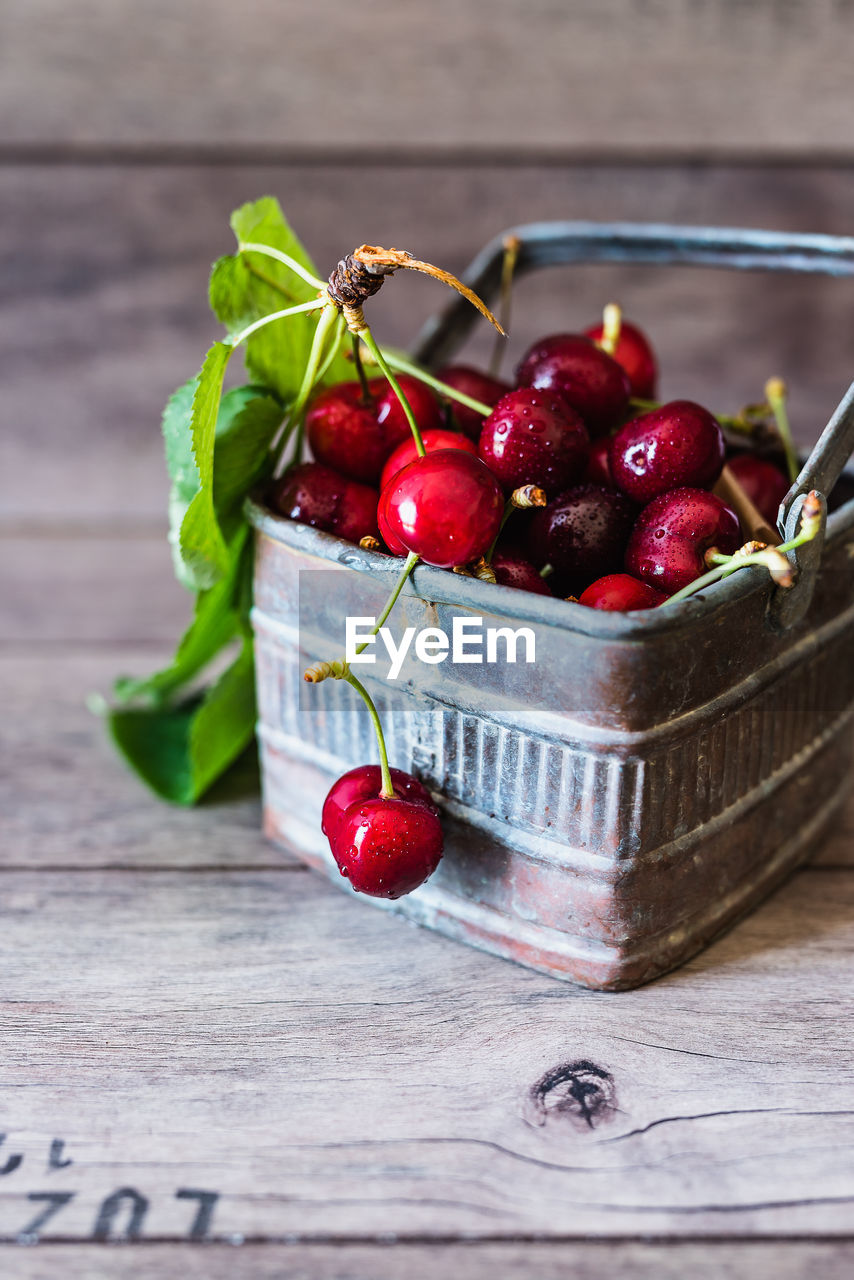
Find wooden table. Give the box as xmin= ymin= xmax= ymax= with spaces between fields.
xmin=4 ymin=4 xmax=854 ymax=1267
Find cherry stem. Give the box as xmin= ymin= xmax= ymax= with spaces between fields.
xmin=663 ymin=494 xmax=822 ymax=606
xmin=596 ymin=303 xmax=622 ymax=356
xmin=238 ymin=242 xmax=326 ymax=292
xmin=489 ymin=234 xmax=521 ymax=377
xmin=355 ymin=552 xmax=419 ymax=654
xmin=629 ymin=396 xmax=761 ymax=437
xmin=273 ymin=302 xmax=340 ymax=471
xmin=351 ymin=332 xmax=373 ymax=404
xmin=381 ymin=350 xmax=493 ymax=417
xmin=765 ymin=377 xmax=800 ymax=484
xmin=228 ymin=297 xmax=325 ymax=349
xmin=485 ymin=486 xmax=546 ymax=562
xmin=359 ymin=326 xmax=425 ymax=456
xmin=343 ymin=672 xmax=394 ymax=799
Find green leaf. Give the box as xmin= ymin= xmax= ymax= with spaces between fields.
xmin=212 ymin=386 xmax=283 ymax=515
xmin=108 ymin=635 xmax=257 ymax=806
xmin=114 ymin=526 xmax=251 ymax=707
xmin=178 ymin=342 xmax=232 ymax=590
xmin=211 ymin=196 xmax=350 ymax=399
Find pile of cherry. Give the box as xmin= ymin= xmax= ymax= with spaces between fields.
xmin=278 ymin=314 xmax=795 ymax=903
xmin=271 ymin=318 xmax=790 ymax=607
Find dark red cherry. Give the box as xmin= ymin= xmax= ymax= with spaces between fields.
xmin=306 ymin=382 xmax=386 ymax=483
xmin=333 ymin=795 xmax=444 ymax=898
xmin=727 ymin=454 xmax=790 ymax=527
xmin=491 ymin=549 xmax=553 ymax=596
xmin=578 ymin=573 xmax=668 ymax=611
xmin=373 ymin=374 xmax=442 ymax=448
xmin=270 ymin=462 xmax=379 ymax=544
xmin=306 ymin=377 xmax=440 ymax=484
xmin=584 ymin=318 xmax=658 ymax=399
xmin=478 ymin=388 xmax=589 ymax=494
xmin=527 ymin=483 xmax=637 ymax=594
xmin=322 ymin=764 xmax=436 ymax=849
xmin=437 ymin=364 xmax=512 ymax=440
xmin=383 ymin=450 xmax=504 ymax=568
xmin=625 ymin=487 xmax=741 ymax=594
xmin=516 ymin=334 xmax=631 ymax=435
xmin=584 ymin=436 xmax=615 ymax=488
xmin=380 ymin=428 xmax=476 ymax=493
xmin=609 ymin=400 xmax=725 ymax=504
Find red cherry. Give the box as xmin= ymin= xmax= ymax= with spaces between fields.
xmin=478 ymin=388 xmax=589 ymax=495
xmin=382 ymin=450 xmax=504 ymax=568
xmin=516 ymin=334 xmax=631 ymax=435
xmin=491 ymin=549 xmax=553 ymax=596
xmin=609 ymin=400 xmax=725 ymax=504
xmin=322 ymin=764 xmax=436 ymax=849
xmin=584 ymin=319 xmax=658 ymax=399
xmin=578 ymin=573 xmax=668 ymax=611
xmin=270 ymin=462 xmax=379 ymax=544
xmin=306 ymin=377 xmax=440 ymax=484
xmin=625 ymin=488 xmax=741 ymax=594
xmin=727 ymin=453 xmax=790 ymax=527
xmin=437 ymin=365 xmax=512 ymax=440
xmin=584 ymin=436 xmax=616 ymax=488
xmin=374 ymin=374 xmax=442 ymax=447
xmin=380 ymin=428 xmax=476 ymax=493
xmin=527 ymin=483 xmax=637 ymax=595
xmin=333 ymin=795 xmax=444 ymax=898
xmin=377 ymin=485 xmax=409 ymax=555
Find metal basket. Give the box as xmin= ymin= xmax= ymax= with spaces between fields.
xmin=248 ymin=223 xmax=854 ymax=990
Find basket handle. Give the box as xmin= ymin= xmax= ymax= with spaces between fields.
xmin=412 ymin=221 xmax=854 ymax=632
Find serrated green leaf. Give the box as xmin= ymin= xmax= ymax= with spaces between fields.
xmin=212 ymin=387 xmax=283 ymax=514
xmin=114 ymin=526 xmax=251 ymax=707
xmin=177 ymin=342 xmax=232 ymax=590
xmin=108 ymin=634 xmax=257 ymax=806
xmin=211 ymin=196 xmax=350 ymax=399
xmin=162 ymin=376 xmax=199 ymax=503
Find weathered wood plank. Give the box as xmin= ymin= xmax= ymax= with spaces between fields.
xmin=3 ymin=164 xmax=854 ymax=525
xmin=0 ymin=867 xmax=851 ymax=1239
xmin=0 ymin=652 xmax=296 ymax=870
xmin=2 ymin=1 xmax=853 ymax=155
xmin=4 ymin=1242 xmax=854 ymax=1278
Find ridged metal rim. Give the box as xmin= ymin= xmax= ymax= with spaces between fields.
xmin=246 ymin=494 xmax=854 ymax=640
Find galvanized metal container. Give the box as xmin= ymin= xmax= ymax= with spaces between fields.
xmin=248 ymin=223 xmax=854 ymax=990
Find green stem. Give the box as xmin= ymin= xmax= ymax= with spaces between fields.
xmin=664 ymin=522 xmax=819 ymax=606
xmin=229 ymin=298 xmax=324 ymax=348
xmin=344 ymin=673 xmax=394 ymax=798
xmin=489 ymin=235 xmax=519 ymax=377
xmin=359 ymin=326 xmax=425 ymax=456
xmin=485 ymin=501 xmax=516 ymax=564
xmin=628 ymin=397 xmax=760 ymax=437
xmin=765 ymin=378 xmax=800 ymax=484
xmin=238 ymin=242 xmax=325 ymax=291
xmin=356 ymin=553 xmax=419 ymax=654
xmin=273 ymin=303 xmax=339 ymax=470
xmin=383 ymin=350 xmax=492 ymax=417
xmin=352 ymin=332 xmax=374 ymax=403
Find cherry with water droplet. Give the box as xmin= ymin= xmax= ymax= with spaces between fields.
xmin=322 ymin=764 xmax=436 ymax=848
xmin=270 ymin=462 xmax=379 ymax=544
xmin=331 ymin=793 xmax=444 ymax=899
xmin=609 ymin=400 xmax=725 ymax=504
xmin=516 ymin=334 xmax=631 ymax=435
xmin=491 ymin=548 xmax=553 ymax=596
xmin=478 ymin=388 xmax=589 ymax=494
xmin=306 ymin=377 xmax=440 ymax=483
xmin=527 ymin=483 xmax=637 ymax=595
xmin=625 ymin=487 xmax=741 ymax=594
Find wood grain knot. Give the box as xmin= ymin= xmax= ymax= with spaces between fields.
xmin=527 ymin=1059 xmax=617 ymax=1130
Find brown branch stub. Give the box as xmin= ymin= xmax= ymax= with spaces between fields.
xmin=359 ymin=535 xmax=381 ymax=552
xmin=327 ymin=244 xmax=505 ymax=336
xmin=511 ymin=485 xmax=547 ymax=509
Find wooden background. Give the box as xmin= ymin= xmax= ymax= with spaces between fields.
xmin=3 ymin=3 xmax=854 ymax=1276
